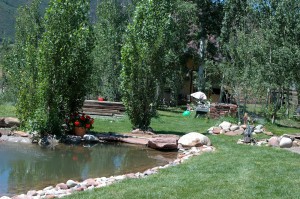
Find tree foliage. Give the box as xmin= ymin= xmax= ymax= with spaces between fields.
xmin=2 ymin=0 xmax=42 ymax=124
xmin=37 ymin=0 xmax=94 ymax=134
xmin=220 ymin=0 xmax=300 ymax=121
xmin=92 ymin=0 xmax=132 ymax=101
xmin=121 ymin=0 xmax=197 ymax=129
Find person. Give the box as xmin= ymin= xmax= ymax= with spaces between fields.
xmin=186 ymin=104 xmax=191 ymax=111
xmin=243 ymin=113 xmax=248 ymax=125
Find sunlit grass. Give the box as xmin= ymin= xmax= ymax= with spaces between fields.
xmin=67 ymin=135 xmax=300 ymax=199
xmin=0 ymin=104 xmax=16 ymax=117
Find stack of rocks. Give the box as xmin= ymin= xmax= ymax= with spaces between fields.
xmin=209 ymin=103 xmax=238 ymax=119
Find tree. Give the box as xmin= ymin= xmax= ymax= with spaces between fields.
xmin=2 ymin=0 xmax=43 ymax=124
xmin=220 ymin=0 xmax=300 ymax=122
xmin=121 ymin=0 xmax=196 ymax=129
xmin=191 ymin=0 xmax=224 ymax=92
xmin=93 ymin=0 xmax=132 ymax=101
xmin=37 ymin=0 xmax=94 ymax=134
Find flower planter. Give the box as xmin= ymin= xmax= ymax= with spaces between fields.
xmin=73 ymin=127 xmax=86 ymax=137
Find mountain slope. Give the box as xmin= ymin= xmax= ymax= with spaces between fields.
xmin=0 ymin=0 xmax=99 ymax=42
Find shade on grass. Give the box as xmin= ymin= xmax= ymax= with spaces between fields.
xmin=67 ymin=110 xmax=300 ymax=199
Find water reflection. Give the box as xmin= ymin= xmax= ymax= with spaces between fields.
xmin=0 ymin=142 xmax=178 ymax=197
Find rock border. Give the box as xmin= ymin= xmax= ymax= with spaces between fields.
xmin=0 ymin=145 xmax=214 ymax=199
xmin=1 ymin=129 xmax=214 ymax=198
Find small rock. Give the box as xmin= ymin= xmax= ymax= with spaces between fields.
xmin=255 ymin=124 xmax=264 ymax=131
xmin=225 ymin=131 xmax=239 ymax=136
xmin=237 ymin=139 xmax=244 ymax=144
xmin=114 ymin=175 xmax=126 ymax=181
xmin=84 ymin=178 xmax=98 ymax=187
xmin=0 ymin=196 xmax=11 ymax=199
xmin=264 ymin=131 xmax=273 ymax=136
xmin=234 ymin=129 xmax=244 ymax=135
xmin=254 ymin=129 xmax=263 ymax=134
xmin=45 ymin=195 xmax=56 ymax=199
xmin=83 ymin=134 xmax=99 ymax=143
xmin=240 ymin=124 xmax=247 ymax=129
xmin=56 ymin=183 xmax=68 ymax=190
xmin=207 ymin=127 xmax=214 ymax=134
xmin=66 ymin=180 xmax=78 ymax=188
xmin=201 ymin=146 xmax=214 ymax=152
xmin=27 ymin=190 xmax=37 ymax=196
xmin=293 ymin=140 xmax=299 ymax=147
xmin=43 ymin=186 xmax=54 ymax=191
xmin=212 ymin=127 xmax=221 ymax=134
xmin=230 ymin=125 xmax=239 ymax=131
xmin=220 ymin=129 xmax=226 ymax=134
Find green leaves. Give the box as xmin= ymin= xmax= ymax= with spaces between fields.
xmin=121 ymin=0 xmax=197 ymax=129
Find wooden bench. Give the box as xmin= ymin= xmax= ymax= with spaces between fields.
xmin=81 ymin=100 xmax=125 ymax=117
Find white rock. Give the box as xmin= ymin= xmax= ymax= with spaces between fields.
xmin=178 ymin=132 xmax=211 ymax=147
xmin=220 ymin=129 xmax=226 ymax=134
xmin=219 ymin=121 xmax=231 ymax=130
xmin=115 ymin=175 xmax=126 ymax=181
xmin=0 ymin=196 xmax=11 ymax=199
xmin=66 ymin=180 xmax=78 ymax=188
xmin=201 ymin=146 xmax=214 ymax=152
xmin=255 ymin=124 xmax=264 ymax=130
xmin=230 ymin=125 xmax=239 ymax=131
xmin=43 ymin=186 xmax=54 ymax=191
xmin=254 ymin=129 xmax=263 ymax=134
xmin=279 ymin=137 xmax=293 ymax=148
xmin=207 ymin=127 xmax=214 ymax=134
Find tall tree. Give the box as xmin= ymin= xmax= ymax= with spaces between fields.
xmin=93 ymin=0 xmax=131 ymax=101
xmin=3 ymin=0 xmax=43 ymax=125
xmin=220 ymin=0 xmax=300 ymax=122
xmin=121 ymin=0 xmax=196 ymax=129
xmin=37 ymin=0 xmax=94 ymax=134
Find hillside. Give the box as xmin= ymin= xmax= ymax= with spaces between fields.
xmin=0 ymin=0 xmax=99 ymax=42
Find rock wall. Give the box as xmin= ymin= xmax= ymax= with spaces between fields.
xmin=209 ymin=103 xmax=238 ymax=118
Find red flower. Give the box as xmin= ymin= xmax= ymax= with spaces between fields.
xmin=80 ymin=115 xmax=86 ymax=121
xmin=85 ymin=124 xmax=91 ymax=129
xmin=90 ymin=119 xmax=94 ymax=124
xmin=74 ymin=121 xmax=80 ymax=127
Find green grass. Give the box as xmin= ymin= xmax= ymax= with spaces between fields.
xmin=0 ymin=103 xmax=16 ymax=117
xmin=93 ymin=109 xmax=217 ymax=135
xmin=0 ymin=104 xmax=299 ymax=198
xmin=66 ymin=135 xmax=300 ymax=199
xmin=65 ymin=109 xmax=300 ymax=199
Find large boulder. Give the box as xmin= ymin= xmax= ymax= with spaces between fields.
xmin=279 ymin=136 xmax=293 ymax=148
xmin=148 ymin=136 xmax=178 ymax=150
xmin=178 ymin=132 xmax=211 ymax=147
xmin=219 ymin=121 xmax=231 ymax=131
xmin=268 ymin=136 xmax=279 ymax=147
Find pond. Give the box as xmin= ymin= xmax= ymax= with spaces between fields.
xmin=0 ymin=142 xmax=178 ymax=197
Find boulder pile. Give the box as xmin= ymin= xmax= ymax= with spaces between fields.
xmin=207 ymin=121 xmax=272 ymax=136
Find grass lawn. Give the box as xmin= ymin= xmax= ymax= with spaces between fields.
xmin=66 ymin=109 xmax=300 ymax=199
xmin=0 ymin=104 xmax=16 ymax=117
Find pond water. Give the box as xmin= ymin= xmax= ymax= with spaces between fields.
xmin=0 ymin=142 xmax=178 ymax=197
